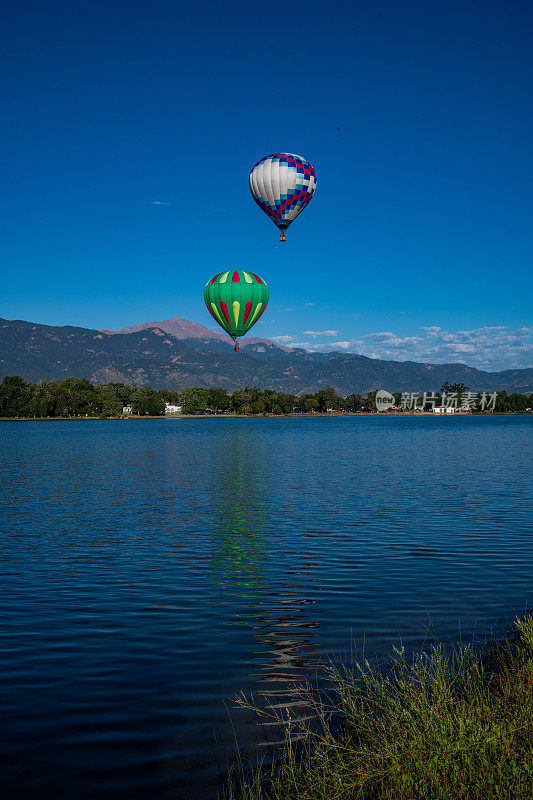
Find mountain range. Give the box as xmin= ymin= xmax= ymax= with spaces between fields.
xmin=1 ymin=316 xmax=532 ymax=395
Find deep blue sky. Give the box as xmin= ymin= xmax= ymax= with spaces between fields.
xmin=1 ymin=0 xmax=532 ymax=368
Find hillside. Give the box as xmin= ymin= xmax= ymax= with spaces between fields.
xmin=1 ymin=317 xmax=532 ymax=395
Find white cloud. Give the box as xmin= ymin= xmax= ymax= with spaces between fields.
xmin=271 ymin=326 xmax=533 ymax=370
xmin=303 ymin=330 xmax=340 ymax=338
xmin=150 ymin=200 xmax=171 ymax=206
xmin=270 ymin=335 xmax=297 ymax=344
xmin=304 ymin=302 xmax=315 ymax=306
xmin=365 ymin=331 xmax=397 ymax=341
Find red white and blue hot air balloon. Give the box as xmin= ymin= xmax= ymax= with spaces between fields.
xmin=249 ymin=153 xmax=317 ymax=242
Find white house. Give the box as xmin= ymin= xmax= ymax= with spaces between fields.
xmin=165 ymin=403 xmax=182 ymax=415
xmin=122 ymin=405 xmax=133 ymax=415
xmin=433 ymin=406 xmax=455 ymax=414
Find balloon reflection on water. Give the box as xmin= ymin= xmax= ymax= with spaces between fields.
xmin=208 ymin=426 xmax=324 ymax=743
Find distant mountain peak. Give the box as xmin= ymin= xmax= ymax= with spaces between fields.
xmin=102 ymin=318 xmax=226 ymax=340
xmin=101 ymin=317 xmax=292 ymax=350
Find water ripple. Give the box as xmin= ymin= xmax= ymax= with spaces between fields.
xmin=0 ymin=415 xmax=532 ymax=798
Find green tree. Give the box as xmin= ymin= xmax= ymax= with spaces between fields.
xmin=28 ymin=381 xmax=57 ymax=417
xmin=207 ymin=388 xmax=230 ymax=414
xmin=261 ymin=389 xmax=278 ymax=413
xmin=176 ymin=386 xmax=209 ymax=415
xmin=279 ymin=393 xmax=298 ymax=414
xmin=366 ymin=390 xmax=377 ymax=410
xmin=250 ymin=398 xmax=266 ymax=414
xmin=61 ymin=378 xmax=102 ymax=416
xmin=0 ymin=376 xmax=32 ymax=417
xmin=97 ymin=385 xmax=124 ymax=416
xmin=302 ymin=395 xmax=319 ymax=413
xmin=131 ymin=386 xmax=165 ymax=416
xmin=344 ymin=393 xmax=363 ymax=412
xmin=231 ymin=389 xmax=247 ymax=414
xmin=316 ymin=386 xmax=340 ymax=411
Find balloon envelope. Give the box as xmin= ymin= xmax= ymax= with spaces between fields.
xmin=249 ymin=153 xmax=316 ymax=239
xmin=204 ymin=270 xmax=269 ymax=342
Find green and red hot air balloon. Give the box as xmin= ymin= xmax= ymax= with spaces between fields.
xmin=204 ymin=269 xmax=269 ymax=351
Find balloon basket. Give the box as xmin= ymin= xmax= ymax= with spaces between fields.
xmin=279 ymin=234 xmax=286 ymax=242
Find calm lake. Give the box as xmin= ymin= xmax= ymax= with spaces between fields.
xmin=1 ymin=415 xmax=532 ymax=798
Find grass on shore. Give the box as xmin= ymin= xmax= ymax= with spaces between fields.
xmin=226 ymin=615 xmax=533 ymax=800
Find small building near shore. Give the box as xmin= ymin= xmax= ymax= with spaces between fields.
xmin=165 ymin=403 xmax=182 ymax=415
xmin=122 ymin=405 xmax=133 ymax=415
xmin=433 ymin=406 xmax=455 ymax=414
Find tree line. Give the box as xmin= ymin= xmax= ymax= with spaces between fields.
xmin=0 ymin=376 xmax=531 ymax=418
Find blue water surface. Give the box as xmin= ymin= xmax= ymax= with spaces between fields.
xmin=0 ymin=415 xmax=532 ymax=798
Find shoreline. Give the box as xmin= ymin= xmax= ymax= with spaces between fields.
xmin=229 ymin=614 xmax=533 ymax=800
xmin=0 ymin=411 xmax=529 ymax=422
